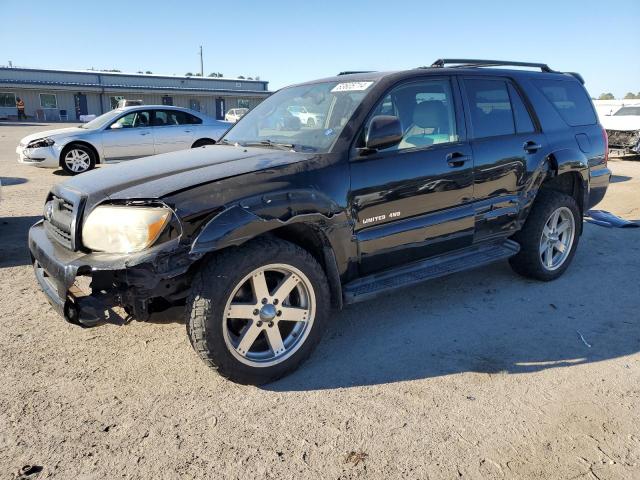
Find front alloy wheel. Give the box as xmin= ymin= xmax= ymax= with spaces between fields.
xmin=223 ymin=264 xmax=315 ymax=367
xmin=186 ymin=237 xmax=330 ymax=384
xmin=61 ymin=146 xmax=95 ymax=174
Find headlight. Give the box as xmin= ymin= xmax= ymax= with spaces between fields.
xmin=82 ymin=205 xmax=171 ymax=253
xmin=27 ymin=137 xmax=55 ymax=148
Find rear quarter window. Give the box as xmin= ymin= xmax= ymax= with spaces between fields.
xmin=534 ymin=79 xmax=597 ymax=126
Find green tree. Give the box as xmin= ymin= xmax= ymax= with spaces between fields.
xmin=194 ymin=73 xmax=202 ymax=76
xmin=145 ymin=71 xmax=153 ymax=74
xmin=623 ymin=92 xmax=639 ymax=99
xmin=237 ymin=75 xmax=245 ymax=79
xmin=185 ymin=72 xmax=193 ymax=76
xmin=598 ymin=93 xmax=615 ymax=100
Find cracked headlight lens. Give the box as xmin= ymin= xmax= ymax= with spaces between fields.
xmin=27 ymin=137 xmax=55 ymax=148
xmin=82 ymin=205 xmax=171 ymax=253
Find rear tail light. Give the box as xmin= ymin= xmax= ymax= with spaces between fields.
xmin=602 ymin=126 xmax=609 ymax=166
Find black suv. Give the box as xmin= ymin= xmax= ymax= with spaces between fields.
xmin=29 ymin=59 xmax=611 ymax=384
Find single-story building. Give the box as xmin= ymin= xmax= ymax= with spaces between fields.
xmin=0 ymin=67 xmax=271 ymax=121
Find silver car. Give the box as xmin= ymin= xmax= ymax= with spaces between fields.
xmin=16 ymin=106 xmax=231 ymax=174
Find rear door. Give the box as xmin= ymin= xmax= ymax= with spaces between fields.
xmin=350 ymin=77 xmax=474 ymax=274
xmin=151 ymin=110 xmax=194 ymax=154
xmin=101 ymin=109 xmax=155 ymax=161
xmin=460 ymin=77 xmax=546 ymax=241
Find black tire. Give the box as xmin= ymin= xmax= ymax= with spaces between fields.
xmin=509 ymin=189 xmax=581 ymax=281
xmin=60 ymin=144 xmax=96 ymax=175
xmin=186 ymin=237 xmax=331 ymax=385
xmin=192 ymin=138 xmax=216 ymax=148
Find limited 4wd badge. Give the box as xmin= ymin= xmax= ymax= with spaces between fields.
xmin=361 ymin=211 xmax=401 ymax=225
xmin=331 ymin=82 xmax=374 ymax=93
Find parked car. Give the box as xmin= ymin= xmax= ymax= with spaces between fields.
xmin=600 ymin=105 xmax=640 ymax=157
xmin=225 ymin=108 xmax=249 ymax=123
xmin=16 ymin=106 xmax=231 ymax=174
xmin=287 ymin=105 xmax=324 ymax=127
xmin=28 ymin=59 xmax=610 ymax=384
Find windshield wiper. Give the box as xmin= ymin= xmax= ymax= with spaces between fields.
xmin=242 ymin=140 xmax=295 ymax=151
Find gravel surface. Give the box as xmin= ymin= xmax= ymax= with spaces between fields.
xmin=1 ymin=123 xmax=639 ymax=479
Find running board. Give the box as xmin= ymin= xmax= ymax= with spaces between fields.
xmin=343 ymin=240 xmax=520 ymax=304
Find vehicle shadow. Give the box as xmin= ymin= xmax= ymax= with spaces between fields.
xmin=0 ymin=216 xmax=41 ymax=268
xmin=610 ymin=175 xmax=631 ymax=183
xmin=0 ymin=177 xmax=28 ymax=186
xmin=266 ymin=254 xmax=640 ymax=391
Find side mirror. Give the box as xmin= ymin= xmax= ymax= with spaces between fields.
xmin=364 ymin=115 xmax=403 ymax=152
xmin=109 ymin=123 xmax=123 ymax=129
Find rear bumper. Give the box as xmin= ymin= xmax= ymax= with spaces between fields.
xmin=587 ymin=166 xmax=611 ymax=210
xmin=29 ymin=221 xmax=193 ymax=327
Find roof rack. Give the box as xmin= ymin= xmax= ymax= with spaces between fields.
xmin=337 ymin=71 xmax=374 ymax=76
xmin=429 ymin=59 xmax=555 ymax=73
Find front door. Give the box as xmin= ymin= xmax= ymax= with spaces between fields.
xmin=460 ymin=77 xmax=547 ymax=241
xmin=101 ymin=109 xmax=155 ymax=161
xmin=350 ymin=77 xmax=474 ymax=274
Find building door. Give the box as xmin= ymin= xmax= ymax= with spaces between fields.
xmin=162 ymin=96 xmax=173 ymax=106
xmin=215 ymin=98 xmax=225 ymax=120
xmin=74 ymin=93 xmax=88 ymax=119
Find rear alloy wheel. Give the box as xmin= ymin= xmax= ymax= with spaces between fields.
xmin=186 ymin=237 xmax=330 ymax=384
xmin=61 ymin=145 xmax=95 ymax=175
xmin=509 ymin=189 xmax=580 ymax=281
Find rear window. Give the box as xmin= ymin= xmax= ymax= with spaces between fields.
xmin=534 ymin=79 xmax=597 ymax=126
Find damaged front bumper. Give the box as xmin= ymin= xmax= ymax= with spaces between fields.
xmin=29 ymin=220 xmax=196 ymax=327
xmin=606 ymin=129 xmax=640 ymax=156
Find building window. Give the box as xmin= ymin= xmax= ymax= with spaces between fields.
xmin=189 ymin=99 xmax=201 ymax=111
xmin=40 ymin=93 xmax=58 ymax=109
xmin=110 ymin=96 xmax=125 ymax=110
xmin=162 ymin=96 xmax=173 ymax=106
xmin=0 ymin=92 xmax=16 ymax=108
xmin=237 ymin=99 xmax=250 ymax=109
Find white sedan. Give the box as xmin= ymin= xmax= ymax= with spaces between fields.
xmin=16 ymin=106 xmax=231 ymax=174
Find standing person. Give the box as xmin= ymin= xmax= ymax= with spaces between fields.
xmin=16 ymin=97 xmax=26 ymax=120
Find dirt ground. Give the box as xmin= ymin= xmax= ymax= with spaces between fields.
xmin=0 ymin=122 xmax=639 ymax=480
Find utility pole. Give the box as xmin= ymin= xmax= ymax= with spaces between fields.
xmin=199 ymin=46 xmax=203 ymax=77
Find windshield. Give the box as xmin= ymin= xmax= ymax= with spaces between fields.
xmin=223 ymin=81 xmax=374 ymax=153
xmin=79 ymin=109 xmax=125 ymax=129
xmin=614 ymin=106 xmax=640 ymax=116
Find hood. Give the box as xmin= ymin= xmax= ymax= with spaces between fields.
xmin=19 ymin=127 xmax=86 ymax=145
xmin=56 ymin=145 xmax=310 ymax=207
xmin=601 ymin=115 xmax=640 ymax=132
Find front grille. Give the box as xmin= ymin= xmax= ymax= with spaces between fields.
xmin=607 ymin=129 xmax=640 ymax=148
xmin=44 ymin=195 xmax=75 ymax=249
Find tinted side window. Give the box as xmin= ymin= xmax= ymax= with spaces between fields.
xmin=366 ymin=79 xmax=458 ymax=151
xmin=185 ymin=113 xmax=202 ymax=124
xmin=534 ymin=79 xmax=596 ymax=126
xmin=508 ymin=83 xmax=535 ymax=134
xmin=464 ymin=79 xmax=515 ymax=138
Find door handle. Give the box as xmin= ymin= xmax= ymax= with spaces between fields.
xmin=183 ymin=129 xmax=192 ymax=133
xmin=140 ymin=131 xmax=150 ymax=136
xmin=446 ymin=152 xmax=471 ymax=168
xmin=523 ymin=140 xmax=542 ymax=153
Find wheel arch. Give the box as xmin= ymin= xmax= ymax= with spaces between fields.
xmin=59 ymin=140 xmax=101 ymax=166
xmin=191 ymin=138 xmax=216 ymax=148
xmin=189 ymin=195 xmax=348 ymax=309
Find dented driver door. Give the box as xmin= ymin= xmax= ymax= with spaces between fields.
xmin=349 ymin=77 xmax=475 ymax=275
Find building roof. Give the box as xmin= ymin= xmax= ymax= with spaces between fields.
xmin=0 ymin=67 xmax=270 ymax=95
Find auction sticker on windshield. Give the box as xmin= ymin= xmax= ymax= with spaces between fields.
xmin=331 ymin=82 xmax=374 ymax=92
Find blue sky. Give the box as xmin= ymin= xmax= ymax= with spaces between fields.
xmin=2 ymin=0 xmax=638 ymax=98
